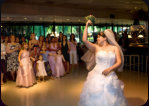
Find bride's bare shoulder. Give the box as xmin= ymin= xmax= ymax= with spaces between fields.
xmin=109 ymin=45 xmax=116 ymax=48
xmin=111 ymin=45 xmax=119 ymax=52
xmin=94 ymin=44 xmax=100 ymax=49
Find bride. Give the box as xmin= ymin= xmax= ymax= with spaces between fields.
xmin=78 ymin=20 xmax=128 ymax=106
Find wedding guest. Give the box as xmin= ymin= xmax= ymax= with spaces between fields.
xmin=61 ymin=35 xmax=70 ymax=73
xmin=16 ymin=42 xmax=36 ymax=87
xmin=1 ymin=37 xmax=7 ymax=84
xmin=29 ymin=33 xmax=39 ymax=50
xmin=55 ymin=49 xmax=65 ymax=78
xmin=36 ymin=55 xmax=47 ymax=81
xmin=40 ymin=46 xmax=52 ymax=76
xmin=48 ymin=37 xmax=58 ymax=77
xmin=69 ymin=34 xmax=78 ymax=65
xmin=6 ymin=35 xmax=21 ymax=81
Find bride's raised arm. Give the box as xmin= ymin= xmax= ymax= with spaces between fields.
xmin=82 ymin=20 xmax=96 ymax=52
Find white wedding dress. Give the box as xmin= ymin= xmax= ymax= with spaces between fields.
xmin=78 ymin=50 xmax=128 ymax=106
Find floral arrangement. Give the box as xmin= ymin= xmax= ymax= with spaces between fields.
xmin=85 ymin=15 xmax=96 ymax=24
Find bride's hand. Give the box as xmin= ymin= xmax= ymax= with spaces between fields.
xmin=102 ymin=68 xmax=111 ymax=76
xmin=86 ymin=20 xmax=92 ymax=26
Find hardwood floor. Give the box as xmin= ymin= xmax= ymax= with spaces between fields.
xmin=1 ymin=63 xmax=148 ymax=106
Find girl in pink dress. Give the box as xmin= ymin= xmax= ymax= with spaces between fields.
xmin=55 ymin=49 xmax=65 ymax=78
xmin=48 ymin=37 xmax=58 ymax=77
xmin=16 ymin=43 xmax=36 ymax=88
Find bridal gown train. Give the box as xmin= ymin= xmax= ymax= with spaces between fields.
xmin=78 ymin=50 xmax=128 ymax=106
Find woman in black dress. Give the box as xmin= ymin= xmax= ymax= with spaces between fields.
xmin=61 ymin=35 xmax=70 ymax=73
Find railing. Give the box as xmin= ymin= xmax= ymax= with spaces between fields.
xmin=124 ymin=55 xmax=148 ymax=72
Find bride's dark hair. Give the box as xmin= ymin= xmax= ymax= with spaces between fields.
xmin=98 ymin=32 xmax=106 ymax=38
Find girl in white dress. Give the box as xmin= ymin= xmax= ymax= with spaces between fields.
xmin=78 ymin=20 xmax=128 ymax=106
xmin=36 ymin=55 xmax=47 ymax=81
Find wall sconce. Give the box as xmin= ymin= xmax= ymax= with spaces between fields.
xmin=138 ymin=34 xmax=144 ymax=38
xmin=128 ymin=35 xmax=132 ymax=38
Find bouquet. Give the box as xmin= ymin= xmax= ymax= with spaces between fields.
xmin=85 ymin=15 xmax=96 ymax=24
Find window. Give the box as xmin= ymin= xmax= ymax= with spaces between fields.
xmin=34 ymin=26 xmax=44 ymax=39
xmin=72 ymin=26 xmax=80 ymax=42
xmin=94 ymin=26 xmax=100 ymax=34
xmin=45 ymin=25 xmax=53 ymax=37
xmin=80 ymin=26 xmax=85 ymax=43
xmin=113 ymin=26 xmax=118 ymax=33
xmin=64 ymin=26 xmax=71 ymax=40
xmin=88 ymin=26 xmax=94 ymax=42
xmin=55 ymin=25 xmax=63 ymax=37
xmin=118 ymin=26 xmax=123 ymax=38
xmin=107 ymin=26 xmax=112 ymax=30
xmin=101 ymin=26 xmax=106 ymax=31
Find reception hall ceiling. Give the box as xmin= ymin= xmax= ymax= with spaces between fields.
xmin=1 ymin=0 xmax=148 ymax=23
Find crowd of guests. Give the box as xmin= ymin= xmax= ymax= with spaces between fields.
xmin=1 ymin=30 xmax=131 ymax=88
xmin=1 ymin=32 xmax=79 ymax=88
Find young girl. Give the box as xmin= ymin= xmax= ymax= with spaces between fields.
xmin=16 ymin=42 xmax=36 ymax=88
xmin=55 ymin=49 xmax=65 ymax=78
xmin=40 ymin=46 xmax=51 ymax=76
xmin=30 ymin=45 xmax=40 ymax=75
xmin=36 ymin=55 xmax=47 ymax=81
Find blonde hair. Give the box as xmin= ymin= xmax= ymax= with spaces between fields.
xmin=22 ymin=42 xmax=28 ymax=50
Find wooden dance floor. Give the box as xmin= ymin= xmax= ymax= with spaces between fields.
xmin=1 ymin=63 xmax=148 ymax=106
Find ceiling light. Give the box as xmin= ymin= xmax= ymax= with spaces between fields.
xmin=24 ymin=17 xmax=27 ymax=20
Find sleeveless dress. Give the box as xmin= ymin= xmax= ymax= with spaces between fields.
xmin=78 ymin=50 xmax=128 ymax=106
xmin=69 ymin=41 xmax=78 ymax=64
xmin=61 ymin=42 xmax=70 ymax=62
xmin=7 ymin=43 xmax=20 ymax=72
xmin=36 ymin=60 xmax=47 ymax=77
xmin=55 ymin=55 xmax=65 ymax=77
xmin=48 ymin=44 xmax=57 ymax=76
xmin=16 ymin=51 xmax=36 ymax=87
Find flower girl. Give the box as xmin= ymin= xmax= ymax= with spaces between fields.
xmin=55 ymin=49 xmax=65 ymax=78
xmin=36 ymin=55 xmax=47 ymax=81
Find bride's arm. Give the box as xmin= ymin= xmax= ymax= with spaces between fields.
xmin=83 ymin=20 xmax=96 ymax=52
xmin=109 ymin=46 xmax=121 ymax=70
